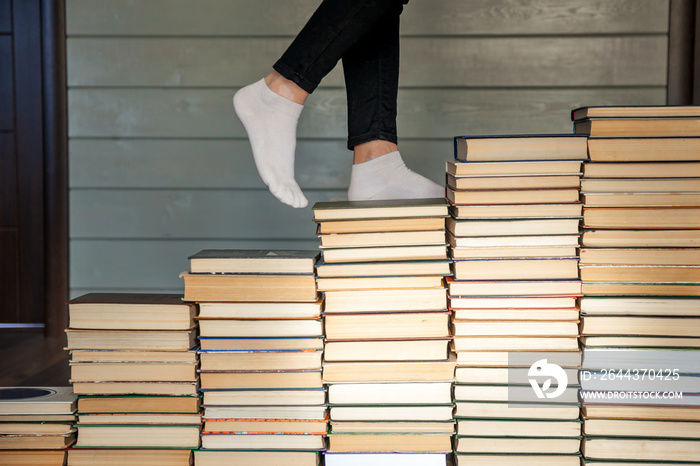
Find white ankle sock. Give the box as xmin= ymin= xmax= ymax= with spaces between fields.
xmin=347 ymin=151 xmax=445 ymax=201
xmin=233 ymin=78 xmax=308 ymax=208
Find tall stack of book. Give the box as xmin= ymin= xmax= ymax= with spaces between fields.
xmin=575 ymin=105 xmax=700 ymax=464
xmin=447 ymin=135 xmax=587 ymax=465
xmin=182 ymin=250 xmax=326 ymax=466
xmin=64 ymin=293 xmax=200 ymax=465
xmin=313 ymin=199 xmax=455 ymax=466
xmin=0 ymin=386 xmax=76 ymax=465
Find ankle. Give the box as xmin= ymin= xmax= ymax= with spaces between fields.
xmin=264 ymin=71 xmax=309 ymax=105
xmin=353 ymin=140 xmax=399 ymax=164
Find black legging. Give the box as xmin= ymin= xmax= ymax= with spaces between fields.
xmin=273 ymin=0 xmax=409 ymax=149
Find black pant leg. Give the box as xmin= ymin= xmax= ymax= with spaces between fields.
xmin=273 ymin=0 xmax=408 ymax=94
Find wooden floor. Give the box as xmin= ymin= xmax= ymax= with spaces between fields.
xmin=0 ymin=331 xmax=70 ymax=386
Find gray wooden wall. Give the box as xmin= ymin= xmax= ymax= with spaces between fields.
xmin=66 ymin=0 xmax=670 ymax=296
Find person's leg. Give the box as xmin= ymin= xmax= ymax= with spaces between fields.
xmin=234 ymin=0 xmax=409 ymax=208
xmin=343 ymin=4 xmax=443 ymax=201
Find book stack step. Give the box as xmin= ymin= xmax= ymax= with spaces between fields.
xmin=64 ymin=293 xmax=200 ymax=464
xmin=313 ymin=199 xmax=455 ymax=466
xmin=184 ymin=249 xmax=325 ymax=466
xmin=0 ymin=386 xmax=76 ymax=466
xmin=448 ymin=134 xmax=586 ymax=465
xmin=575 ymin=105 xmax=700 ymax=465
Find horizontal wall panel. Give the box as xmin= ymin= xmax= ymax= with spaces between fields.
xmin=67 ymin=36 xmax=667 ymax=88
xmin=69 ymin=189 xmax=345 ymax=239
xmin=68 ymin=87 xmax=667 ymax=139
xmin=66 ymin=0 xmax=669 ymax=36
xmin=68 ymin=139 xmax=449 ymax=189
xmin=70 ymin=239 xmax=320 ymax=290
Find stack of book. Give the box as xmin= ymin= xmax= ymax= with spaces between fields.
xmin=0 ymin=386 xmax=76 ymax=465
xmin=183 ymin=250 xmax=326 ymax=466
xmin=313 ymin=199 xmax=455 ymax=466
xmin=64 ymin=293 xmax=200 ymax=465
xmin=447 ymin=135 xmax=586 ymax=465
xmin=575 ymin=105 xmax=700 ymax=464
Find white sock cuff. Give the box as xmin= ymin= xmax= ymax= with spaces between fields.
xmin=254 ymin=78 xmax=304 ymax=119
xmin=351 ymin=151 xmax=405 ymax=178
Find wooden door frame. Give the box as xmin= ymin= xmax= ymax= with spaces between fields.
xmin=42 ymin=0 xmax=68 ymax=338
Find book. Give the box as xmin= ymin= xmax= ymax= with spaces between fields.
xmin=587 ymin=137 xmax=700 ymax=161
xmin=583 ymin=192 xmax=700 ymax=207
xmin=583 ymin=207 xmax=700 ymax=229
xmin=580 ymin=248 xmax=700 ymax=265
xmin=449 ymin=296 xmax=578 ymax=309
xmin=320 ymin=244 xmax=448 ymax=263
xmin=572 ymin=105 xmax=700 ymax=120
xmin=203 ymin=417 xmax=327 ymax=434
xmin=453 ymin=385 xmax=579 ymax=404
xmin=582 ymin=437 xmax=700 ymax=462
xmin=575 ymin=117 xmax=700 ymax=137
xmin=327 ymin=433 xmax=452 ymax=453
xmin=453 ymin=351 xmax=581 ymax=368
xmin=0 ymin=431 xmax=76 ymax=449
xmin=0 ymin=423 xmax=76 ymax=434
xmin=581 ymin=178 xmax=700 ymax=192
xmin=194 ymin=450 xmax=318 ymax=466
xmin=313 ymin=198 xmax=448 ymax=221
xmin=451 ymin=245 xmax=577 ymax=259
xmin=77 ymin=412 xmax=202 ymax=424
xmin=199 ymin=371 xmax=323 ymax=389
xmin=64 ymin=329 xmax=196 ymax=351
xmin=68 ymin=293 xmax=195 ymax=330
xmin=449 ymin=234 xmax=580 ymax=249
xmin=198 ymin=337 xmax=324 ymax=351
xmin=197 ymin=319 xmax=323 ymax=338
xmin=327 ymin=382 xmax=453 ymax=405
xmin=202 ymin=405 xmax=326 ymax=419
xmin=447 ymin=173 xmax=581 ymax=190
xmin=70 ymin=349 xmax=198 ymax=363
xmin=454 ymin=135 xmax=588 ymax=161
xmin=71 ymin=381 xmax=198 ymax=396
xmin=583 ymin=161 xmax=700 ymax=178
xmin=582 ymin=404 xmax=700 ymax=421
xmin=322 ymin=357 xmax=456 ymax=383
xmin=453 ymin=336 xmax=579 ymax=352
xmin=455 ymin=453 xmax=580 ymax=466
xmin=582 ymin=347 xmax=700 ymax=373
xmin=197 ymin=300 xmax=322 ymax=319
xmin=323 ymin=339 xmax=449 ymax=362
xmin=0 ymin=387 xmax=76 ymax=415
xmin=452 ymin=320 xmax=579 ymax=337
xmin=316 ymin=275 xmax=445 ymax=292
xmin=198 ymin=350 xmax=323 ymax=371
xmin=455 ymin=436 xmax=581 ymax=454
xmin=457 ymin=419 xmax=581 ymax=437
xmin=69 ymin=361 xmax=197 ymax=382
xmin=454 ymin=367 xmax=579 ymax=384
xmin=453 ymin=307 xmax=579 ymax=321
xmin=447 ymin=188 xmax=580 ymax=205
xmin=580 ymin=265 xmax=700 ymax=282
xmin=581 ymin=336 xmax=700 ymax=348
xmin=329 ymin=405 xmax=454 ymax=422
xmin=181 ymin=272 xmax=317 ymax=302
xmin=580 ymin=297 xmax=700 ymax=316
xmin=200 ymin=432 xmax=324 ymax=450
xmin=447 ymin=277 xmax=582 ymax=297
xmin=77 ymin=395 xmax=200 ymax=413
xmin=330 ymin=421 xmax=454 ymax=434
xmin=454 ymin=401 xmax=580 ymax=420
xmin=325 ymin=452 xmax=449 ymax=466
xmin=446 ymin=159 xmax=582 ymax=177
xmin=451 ymin=203 xmax=582 ymax=219
xmin=447 ymin=218 xmax=581 ymax=237
xmin=581 ymin=282 xmax=700 ymax=296
xmin=202 ymin=390 xmax=326 ymax=407
xmin=0 ymin=450 xmax=68 ymax=466
xmin=188 ymin=249 xmax=318 ymax=274
xmin=315 ymin=260 xmax=451 ymax=278
xmin=319 ymin=230 xmax=446 ymax=248
xmin=323 ymin=288 xmax=447 ymax=313
xmin=324 ymin=312 xmax=449 ymax=340
xmin=453 ymin=258 xmax=580 ymax=281
xmin=580 ymin=316 xmax=700 ymax=337
xmin=317 ymin=217 xmax=446 ymax=234
xmin=74 ymin=425 xmax=200 ymax=448
xmin=582 ymin=229 xmax=700 ymax=247
xmin=67 ymin=449 xmax=192 ymax=466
